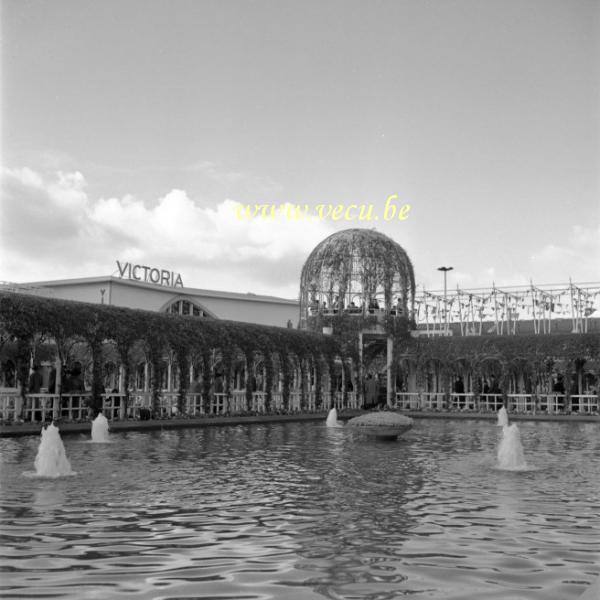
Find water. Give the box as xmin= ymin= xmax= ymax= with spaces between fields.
xmin=26 ymin=423 xmax=76 ymax=478
xmin=497 ymin=424 xmax=529 ymax=470
xmin=325 ymin=407 xmax=343 ymax=427
xmin=91 ymin=412 xmax=110 ymax=443
xmin=497 ymin=406 xmax=509 ymax=427
xmin=1 ymin=419 xmax=599 ymax=599
xmin=496 ymin=407 xmax=529 ymax=471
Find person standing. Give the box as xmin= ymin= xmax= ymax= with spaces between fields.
xmin=25 ymin=365 xmax=43 ymax=421
xmin=28 ymin=365 xmax=43 ymax=394
xmin=366 ymin=374 xmax=378 ymax=409
xmin=48 ymin=367 xmax=56 ymax=394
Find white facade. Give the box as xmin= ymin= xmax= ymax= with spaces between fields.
xmin=4 ymin=276 xmax=300 ymax=328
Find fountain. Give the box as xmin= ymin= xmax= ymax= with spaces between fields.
xmin=325 ymin=407 xmax=344 ymax=427
xmin=91 ymin=412 xmax=110 ymax=442
xmin=32 ymin=423 xmax=76 ymax=477
xmin=497 ymin=406 xmax=509 ymax=427
xmin=496 ymin=406 xmax=528 ymax=470
xmin=3 ymin=419 xmax=597 ymax=599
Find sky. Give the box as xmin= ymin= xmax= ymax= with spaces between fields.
xmin=1 ymin=0 xmax=599 ymax=299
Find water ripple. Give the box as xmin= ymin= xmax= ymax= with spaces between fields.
xmin=0 ymin=420 xmax=598 ymax=599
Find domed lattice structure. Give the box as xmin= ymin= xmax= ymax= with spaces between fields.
xmin=299 ymin=228 xmax=416 ymax=326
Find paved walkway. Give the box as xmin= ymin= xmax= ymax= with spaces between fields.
xmin=1 ymin=410 xmax=598 ymax=438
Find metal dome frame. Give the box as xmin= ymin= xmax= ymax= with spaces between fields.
xmin=299 ymin=228 xmax=416 ymax=325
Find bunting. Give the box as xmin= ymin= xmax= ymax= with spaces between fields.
xmin=414 ymin=281 xmax=599 ymax=336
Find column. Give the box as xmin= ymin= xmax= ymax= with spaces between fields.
xmin=358 ymin=331 xmax=364 ymax=408
xmin=53 ymin=357 xmax=62 ymax=420
xmin=386 ymin=337 xmax=393 ymax=408
xmin=118 ymin=364 xmax=126 ymax=419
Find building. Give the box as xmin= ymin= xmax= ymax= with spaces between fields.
xmin=1 ymin=272 xmax=298 ymax=328
xmin=298 ymin=229 xmax=600 ymax=409
xmin=0 ymin=231 xmax=598 ymax=422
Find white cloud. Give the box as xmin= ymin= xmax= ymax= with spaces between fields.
xmin=530 ymin=225 xmax=600 ymax=283
xmin=4 ymin=166 xmax=595 ymax=299
xmin=0 ymin=167 xmax=334 ymax=297
xmin=7 ymin=167 xmax=44 ymax=189
xmin=417 ymin=229 xmax=599 ymax=294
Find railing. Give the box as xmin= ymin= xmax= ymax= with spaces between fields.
xmin=129 ymin=392 xmax=152 ymax=418
xmin=393 ymin=392 xmax=599 ymax=415
xmin=226 ymin=391 xmax=244 ymax=414
xmin=100 ymin=393 xmax=127 ymax=420
xmin=424 ymin=392 xmax=447 ymax=410
xmin=449 ymin=393 xmax=475 ymax=410
xmin=506 ymin=394 xmax=533 ymax=413
xmin=24 ymin=394 xmax=60 ymax=422
xmin=309 ymin=307 xmax=401 ymax=317
xmin=157 ymin=392 xmax=179 ymax=417
xmin=26 ymin=393 xmax=91 ymax=421
xmin=252 ymin=392 xmax=266 ymax=413
xmin=478 ymin=394 xmax=505 ymax=412
xmin=211 ymin=393 xmax=226 ymax=414
xmin=186 ymin=393 xmax=204 ymax=415
xmin=331 ymin=391 xmax=359 ymax=410
xmin=394 ymin=392 xmax=450 ymax=410
xmin=331 ymin=392 xmax=343 ymax=409
xmin=271 ymin=392 xmax=283 ymax=411
xmin=1 ymin=390 xmax=598 ymax=423
xmin=289 ymin=391 xmax=302 ymax=411
xmin=538 ymin=394 xmax=564 ymax=414
xmin=571 ymin=395 xmax=600 ymax=414
xmin=394 ymin=392 xmax=420 ymax=410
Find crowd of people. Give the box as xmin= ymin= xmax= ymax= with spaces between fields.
xmin=309 ymin=295 xmax=406 ymax=316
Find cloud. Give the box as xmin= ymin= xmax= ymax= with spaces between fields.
xmin=417 ymin=227 xmax=599 ymax=294
xmin=443 ymin=227 xmax=600 ymax=291
xmin=530 ymin=225 xmax=600 ymax=283
xmin=0 ymin=167 xmax=333 ymax=297
xmin=4 ymin=166 xmax=594 ymax=299
xmin=1 ymin=167 xmax=90 ymax=247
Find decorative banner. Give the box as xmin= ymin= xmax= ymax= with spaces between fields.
xmin=414 ymin=281 xmax=599 ymax=332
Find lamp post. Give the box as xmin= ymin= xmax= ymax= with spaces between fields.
xmin=437 ymin=266 xmax=453 ymax=333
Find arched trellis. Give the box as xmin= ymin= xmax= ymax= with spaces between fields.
xmin=393 ymin=331 xmax=599 ymax=398
xmin=2 ymin=292 xmax=598 ymax=420
xmin=449 ymin=357 xmax=472 ymax=398
xmin=0 ymin=292 xmax=344 ymax=419
xmin=506 ymin=357 xmax=535 ymax=395
xmin=473 ymin=356 xmax=506 ymax=394
xmin=395 ymin=356 xmax=416 ymax=392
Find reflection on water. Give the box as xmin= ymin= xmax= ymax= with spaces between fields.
xmin=0 ymin=419 xmax=598 ymax=600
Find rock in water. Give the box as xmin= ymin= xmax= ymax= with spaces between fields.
xmin=347 ymin=412 xmax=413 ymax=440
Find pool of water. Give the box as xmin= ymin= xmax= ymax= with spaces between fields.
xmin=0 ymin=419 xmax=598 ymax=600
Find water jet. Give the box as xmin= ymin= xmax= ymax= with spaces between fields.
xmin=32 ymin=423 xmax=75 ymax=477
xmin=91 ymin=412 xmax=110 ymax=443
xmin=496 ymin=407 xmax=528 ymax=470
xmin=325 ymin=407 xmax=343 ymax=428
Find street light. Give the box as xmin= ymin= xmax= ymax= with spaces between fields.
xmin=437 ymin=266 xmax=453 ymax=333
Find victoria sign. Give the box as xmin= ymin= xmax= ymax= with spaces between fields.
xmin=116 ymin=261 xmax=184 ymax=288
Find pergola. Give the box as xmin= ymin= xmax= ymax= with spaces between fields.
xmin=299 ymin=228 xmax=417 ymax=407
xmin=299 ymin=228 xmax=416 ymax=325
